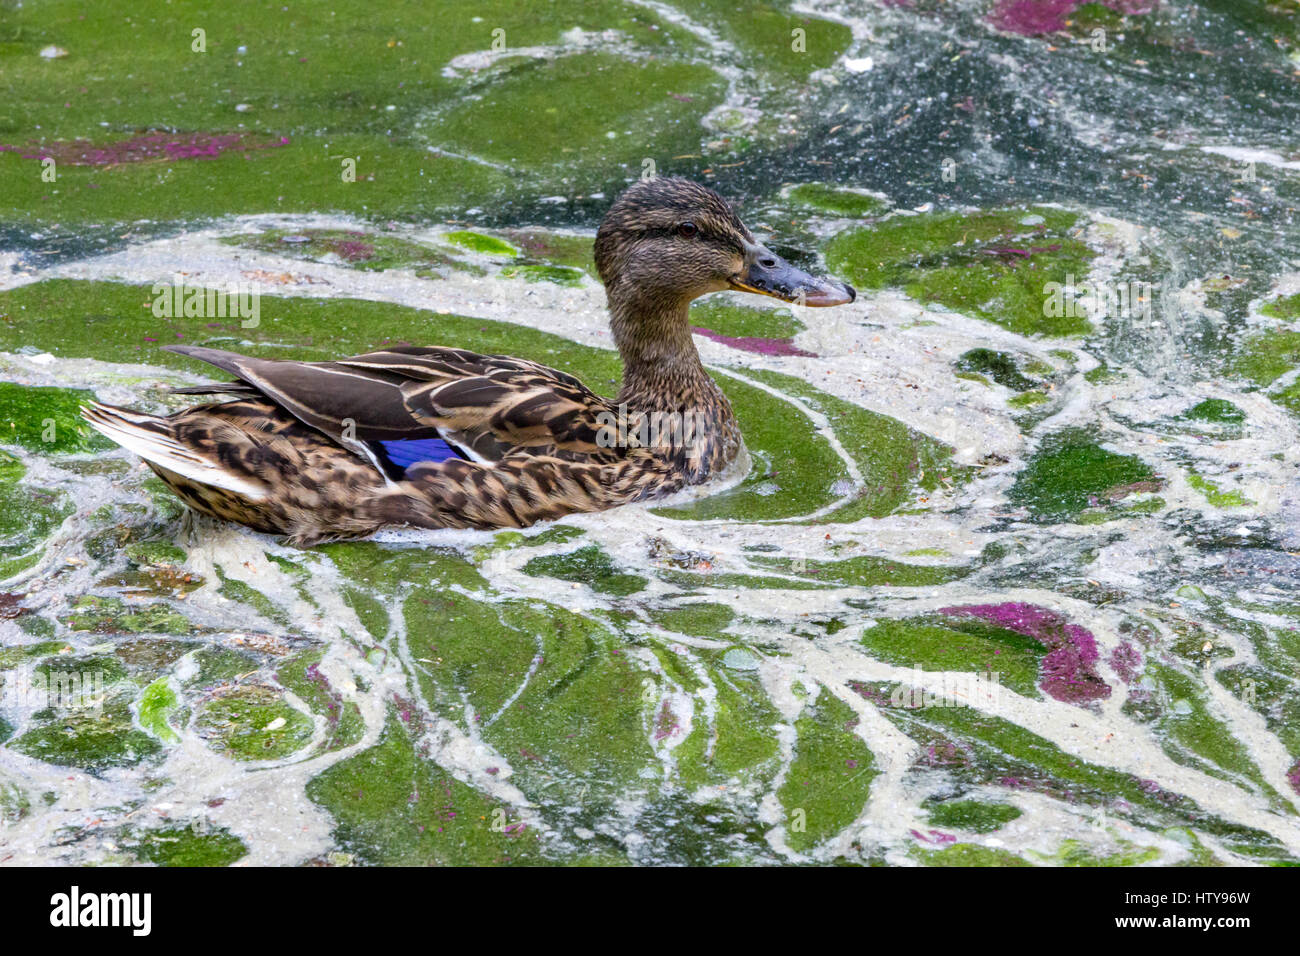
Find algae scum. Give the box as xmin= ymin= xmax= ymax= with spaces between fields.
xmin=1 ymin=0 xmax=1299 ymax=866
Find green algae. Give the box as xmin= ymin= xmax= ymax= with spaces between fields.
xmin=914 ymin=842 xmax=1031 ymax=866
xmin=0 ymin=778 xmax=31 ymax=824
xmin=33 ymin=653 xmax=127 ymax=688
xmin=677 ymin=1 xmax=851 ymax=77
xmin=1028 ymin=837 xmax=1161 ymax=867
xmin=874 ymin=694 xmax=1293 ymax=861
xmin=740 ymin=367 xmax=960 ymax=521
xmin=500 ymin=263 xmax=585 ymax=287
xmin=777 ymin=689 xmax=875 ymax=852
xmin=128 ymin=824 xmax=248 ymax=867
xmin=653 ymin=374 xmax=849 ymax=521
xmin=1187 ymin=472 xmax=1251 ymax=508
xmin=195 ymin=685 xmax=314 ymax=761
xmin=137 ymin=677 xmax=181 ymax=744
xmin=1231 ymin=328 xmax=1300 ymax=386
xmin=1008 ymin=391 xmax=1050 ymax=408
xmin=434 ymin=53 xmax=725 ymax=173
xmin=1009 ymin=429 xmax=1159 ymax=523
xmin=323 ymin=540 xmax=662 ymax=820
xmin=137 ymin=477 xmax=186 ymax=523
xmin=0 ymin=278 xmax=625 ymax=395
xmin=497 ymin=230 xmax=597 ymax=276
xmin=860 ymin=616 xmax=1044 ymax=699
xmin=216 ymin=569 xmax=291 ymax=629
xmin=0 ymin=451 xmax=73 ymax=580
xmin=444 ymin=230 xmax=517 ymax=257
xmin=307 ymin=710 xmax=546 ymax=866
xmin=674 ymin=668 xmax=782 ymax=791
xmin=341 ymin=586 xmax=390 ymax=642
xmin=1216 ymin=663 xmax=1300 ymax=763
xmin=404 ymin=593 xmax=660 ymax=814
xmin=647 ymin=602 xmax=735 ymax=637
xmin=0 ymin=130 xmax=514 ymax=226
xmin=185 ymin=647 xmax=259 ymax=689
xmin=655 ymin=568 xmax=832 ymax=592
xmin=13 ymin=713 xmax=162 ymax=772
xmin=63 ymin=595 xmax=193 ymax=635
xmin=824 ymin=207 xmax=1095 ymax=336
xmin=125 ymin=540 xmax=188 ymax=568
xmin=101 ymin=538 xmax=202 ymax=598
xmin=1268 ymin=378 xmax=1300 ymax=416
xmin=1183 ymin=398 xmax=1246 ymax=425
xmin=657 ymin=366 xmax=955 ymax=523
xmin=0 ymin=382 xmax=112 ymax=453
xmin=277 ymin=649 xmax=365 ymax=752
xmin=752 ymin=554 xmax=971 ymax=589
xmin=1139 ymin=662 xmax=1272 ymax=794
xmin=0 ymin=0 xmax=697 ymax=224
xmin=522 ymin=545 xmax=647 ymax=596
xmin=13 ymin=669 xmax=163 ymax=773
xmin=923 ymin=798 xmax=1022 ymax=833
xmin=0 ymin=641 xmax=69 ymax=671
xmin=1069 ymin=1 xmax=1130 ymax=32
xmin=1260 ymin=292 xmax=1300 ymax=320
xmin=954 ymin=348 xmax=1041 ymax=392
xmin=904 ymin=547 xmax=950 ymax=558
xmin=689 ymin=297 xmax=804 ymax=340
xmin=787 ymin=183 xmax=888 ymax=218
xmin=322 ymin=540 xmax=489 ymax=596
xmin=1085 ymin=363 xmax=1123 ymax=384
xmin=222 ymin=228 xmax=467 ymax=275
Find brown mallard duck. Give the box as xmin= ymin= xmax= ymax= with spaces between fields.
xmin=83 ymin=178 xmax=855 ymax=546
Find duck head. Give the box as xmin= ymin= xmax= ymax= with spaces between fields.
xmin=595 ymin=178 xmax=855 ymax=367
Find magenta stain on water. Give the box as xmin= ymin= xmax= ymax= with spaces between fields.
xmin=691 ymin=326 xmax=816 ymax=357
xmin=939 ymin=602 xmax=1111 ymax=704
xmin=0 ymin=132 xmax=291 ymax=166
xmin=989 ymin=0 xmax=1157 ymax=36
xmin=1109 ymin=640 xmax=1142 ymax=684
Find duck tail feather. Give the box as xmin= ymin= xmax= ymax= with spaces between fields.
xmin=168 ymin=381 xmax=259 ymax=396
xmin=80 ymin=402 xmax=268 ymax=501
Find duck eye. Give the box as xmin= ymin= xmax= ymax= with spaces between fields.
xmin=676 ymin=222 xmax=698 ymax=238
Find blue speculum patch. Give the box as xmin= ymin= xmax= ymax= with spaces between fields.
xmin=377 ymin=437 xmax=463 ymax=470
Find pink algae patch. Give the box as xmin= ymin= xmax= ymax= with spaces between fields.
xmin=0 ymin=131 xmax=290 ymax=166
xmin=1288 ymin=760 xmax=1300 ymax=797
xmin=1109 ymin=640 xmax=1142 ymax=684
xmin=988 ymin=0 xmax=1157 ymax=36
xmin=939 ymin=602 xmax=1112 ymax=705
xmin=691 ymin=325 xmax=816 ymax=358
xmin=332 ymin=240 xmax=375 ymax=263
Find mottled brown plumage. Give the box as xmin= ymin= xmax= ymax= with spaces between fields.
xmin=84 ymin=178 xmax=855 ymax=546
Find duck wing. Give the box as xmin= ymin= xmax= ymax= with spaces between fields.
xmin=163 ymin=345 xmax=613 ymax=469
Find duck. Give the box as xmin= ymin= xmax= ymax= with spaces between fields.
xmin=83 ymin=178 xmax=856 ymax=546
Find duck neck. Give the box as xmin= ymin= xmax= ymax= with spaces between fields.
xmin=610 ymin=295 xmax=720 ymax=411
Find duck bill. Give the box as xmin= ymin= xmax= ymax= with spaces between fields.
xmin=730 ymin=246 xmax=856 ymax=307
